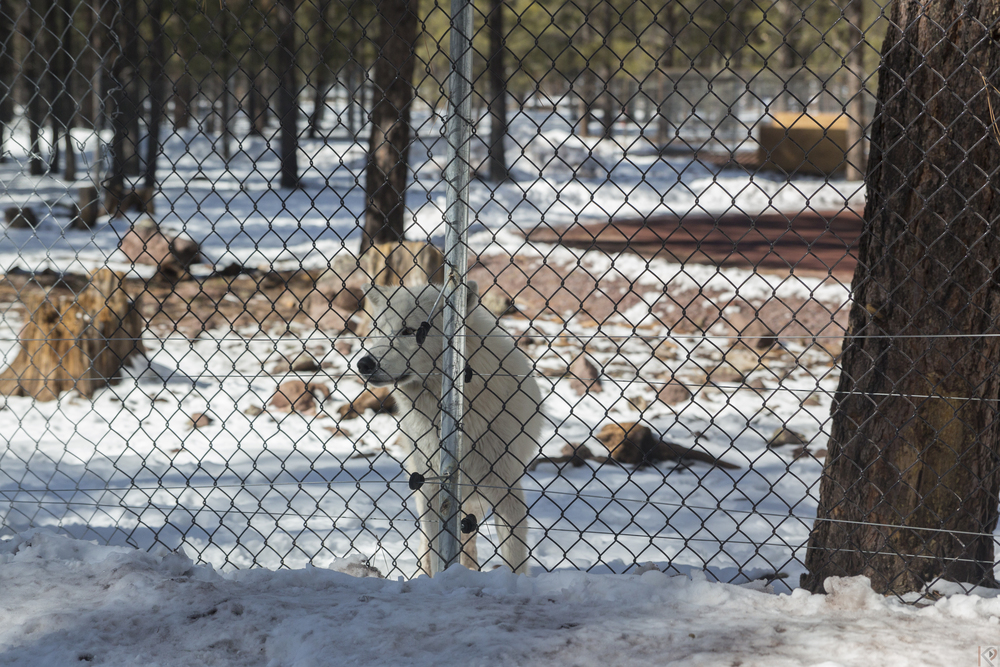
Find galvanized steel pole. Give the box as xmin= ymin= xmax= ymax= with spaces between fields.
xmin=434 ymin=0 xmax=475 ymax=574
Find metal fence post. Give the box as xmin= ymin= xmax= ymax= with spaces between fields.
xmin=434 ymin=0 xmax=475 ymax=574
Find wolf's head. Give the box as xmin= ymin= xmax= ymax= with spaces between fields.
xmin=355 ymin=282 xmax=479 ymax=388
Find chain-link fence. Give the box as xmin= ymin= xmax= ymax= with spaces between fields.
xmin=0 ymin=0 xmax=995 ymax=599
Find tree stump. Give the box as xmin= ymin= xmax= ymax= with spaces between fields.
xmin=0 ymin=269 xmax=146 ymax=401
xmin=359 ymin=240 xmax=444 ymax=287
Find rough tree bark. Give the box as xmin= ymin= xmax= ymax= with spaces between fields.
xmin=360 ymin=0 xmax=419 ymax=256
xmin=485 ymin=0 xmax=508 ymax=182
xmin=802 ymin=0 xmax=1000 ymax=596
xmin=275 ymin=0 xmax=299 ymax=188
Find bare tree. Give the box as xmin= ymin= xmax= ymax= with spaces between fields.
xmin=802 ymin=0 xmax=1000 ymax=595
xmin=360 ymin=0 xmax=420 ymax=255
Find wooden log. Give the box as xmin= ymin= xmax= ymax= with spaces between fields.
xmin=0 ymin=269 xmax=146 ymax=401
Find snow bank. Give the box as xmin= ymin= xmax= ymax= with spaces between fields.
xmin=0 ymin=531 xmax=997 ymax=667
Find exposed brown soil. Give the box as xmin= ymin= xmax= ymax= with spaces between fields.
xmin=524 ymin=208 xmax=864 ymax=280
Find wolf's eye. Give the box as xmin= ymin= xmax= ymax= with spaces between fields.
xmin=400 ymin=326 xmax=416 ymax=336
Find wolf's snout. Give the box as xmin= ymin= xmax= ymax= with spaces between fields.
xmin=356 ymin=355 xmax=378 ymax=376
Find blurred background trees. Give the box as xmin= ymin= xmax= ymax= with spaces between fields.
xmin=0 ymin=0 xmax=885 ymax=242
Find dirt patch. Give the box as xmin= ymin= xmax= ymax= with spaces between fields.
xmin=523 ymin=208 xmax=863 ymax=280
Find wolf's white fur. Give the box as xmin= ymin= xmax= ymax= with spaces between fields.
xmin=359 ymin=282 xmax=542 ymax=575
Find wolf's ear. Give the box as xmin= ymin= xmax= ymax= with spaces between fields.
xmin=466 ymin=281 xmax=479 ymax=310
xmin=364 ymin=285 xmax=387 ymax=310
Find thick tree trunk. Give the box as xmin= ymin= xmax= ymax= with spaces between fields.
xmin=485 ymin=0 xmax=508 ymax=182
xmin=275 ymin=0 xmax=299 ymax=188
xmin=144 ymin=0 xmax=164 ymax=189
xmin=360 ymin=0 xmax=419 ymax=256
xmin=842 ymin=0 xmax=867 ymax=181
xmin=802 ymin=0 xmax=1000 ymax=596
xmin=109 ymin=0 xmax=140 ymax=188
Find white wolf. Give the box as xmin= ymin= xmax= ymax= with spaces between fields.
xmin=356 ymin=282 xmax=542 ymax=575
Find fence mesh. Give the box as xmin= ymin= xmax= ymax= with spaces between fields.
xmin=0 ymin=0 xmax=994 ymax=598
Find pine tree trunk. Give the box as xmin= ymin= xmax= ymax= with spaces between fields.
xmin=220 ymin=73 xmax=232 ymax=161
xmin=309 ymin=0 xmax=333 ymax=140
xmin=109 ymin=0 xmax=140 ymax=188
xmin=360 ymin=0 xmax=419 ymax=256
xmin=309 ymin=78 xmax=328 ymax=140
xmin=275 ymin=0 xmax=299 ymax=188
xmin=579 ymin=67 xmax=597 ymax=138
xmin=778 ymin=2 xmax=800 ymax=112
xmin=25 ymin=0 xmax=46 ymax=176
xmin=90 ymin=0 xmax=109 ymax=170
xmin=485 ymin=0 xmax=508 ymax=182
xmin=346 ymin=62 xmax=358 ymax=138
xmin=842 ymin=0 xmax=866 ymax=181
xmin=249 ymin=67 xmax=268 ymax=136
xmin=0 ymin=0 xmax=14 ymax=162
xmin=120 ymin=0 xmax=140 ymax=176
xmin=655 ymin=2 xmax=676 ymax=148
xmin=144 ymin=0 xmax=164 ymax=189
xmin=173 ymin=73 xmax=192 ymax=129
xmin=217 ymin=6 xmax=234 ymax=163
xmin=57 ymin=0 xmax=76 ymax=181
xmin=600 ymin=71 xmax=615 ymax=139
xmin=802 ymin=0 xmax=1000 ymax=596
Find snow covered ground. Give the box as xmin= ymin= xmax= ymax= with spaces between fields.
xmin=0 ymin=106 xmax=867 ymax=589
xmin=2 ymin=530 xmax=999 ymax=667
